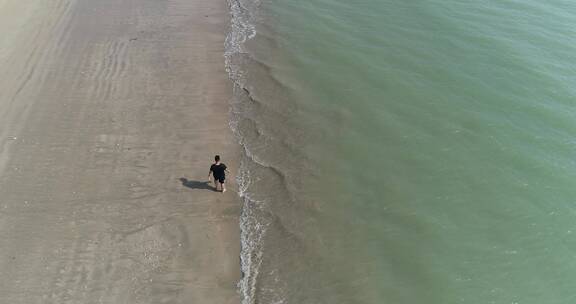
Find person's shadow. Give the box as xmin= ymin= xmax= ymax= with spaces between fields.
xmin=179 ymin=178 xmax=215 ymax=191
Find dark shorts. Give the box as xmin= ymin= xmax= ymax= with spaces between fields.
xmin=214 ymin=176 xmax=225 ymax=184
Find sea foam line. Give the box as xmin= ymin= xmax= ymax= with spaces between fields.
xmin=224 ymin=1 xmax=267 ymax=303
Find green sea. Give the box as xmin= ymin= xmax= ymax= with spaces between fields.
xmin=225 ymin=0 xmax=576 ymax=303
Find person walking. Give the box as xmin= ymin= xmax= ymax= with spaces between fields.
xmin=208 ymin=155 xmax=228 ymax=192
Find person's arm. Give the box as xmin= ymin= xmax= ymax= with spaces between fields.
xmin=208 ymin=167 xmax=213 ymax=182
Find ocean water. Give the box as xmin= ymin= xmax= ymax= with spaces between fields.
xmin=225 ymin=0 xmax=576 ymax=303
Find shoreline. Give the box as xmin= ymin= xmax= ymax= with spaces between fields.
xmin=0 ymin=0 xmax=241 ymax=303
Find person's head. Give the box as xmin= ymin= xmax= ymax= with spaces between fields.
xmin=215 ymin=155 xmax=221 ymax=162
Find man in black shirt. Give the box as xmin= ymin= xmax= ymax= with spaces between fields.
xmin=208 ymin=155 xmax=228 ymax=192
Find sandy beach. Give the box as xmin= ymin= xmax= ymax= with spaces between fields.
xmin=0 ymin=0 xmax=240 ymax=303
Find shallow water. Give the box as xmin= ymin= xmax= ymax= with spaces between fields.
xmin=226 ymin=0 xmax=576 ymax=303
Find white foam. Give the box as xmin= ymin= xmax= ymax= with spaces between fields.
xmin=224 ymin=1 xmax=272 ymax=303
xmin=225 ymin=0 xmax=258 ymax=82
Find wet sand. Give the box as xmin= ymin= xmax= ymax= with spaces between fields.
xmin=0 ymin=0 xmax=240 ymax=303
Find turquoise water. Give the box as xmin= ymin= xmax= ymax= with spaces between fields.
xmin=226 ymin=0 xmax=576 ymax=303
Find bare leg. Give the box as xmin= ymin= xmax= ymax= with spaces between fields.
xmin=221 ymin=182 xmax=226 ymax=193
xmin=213 ymin=178 xmax=219 ymax=191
